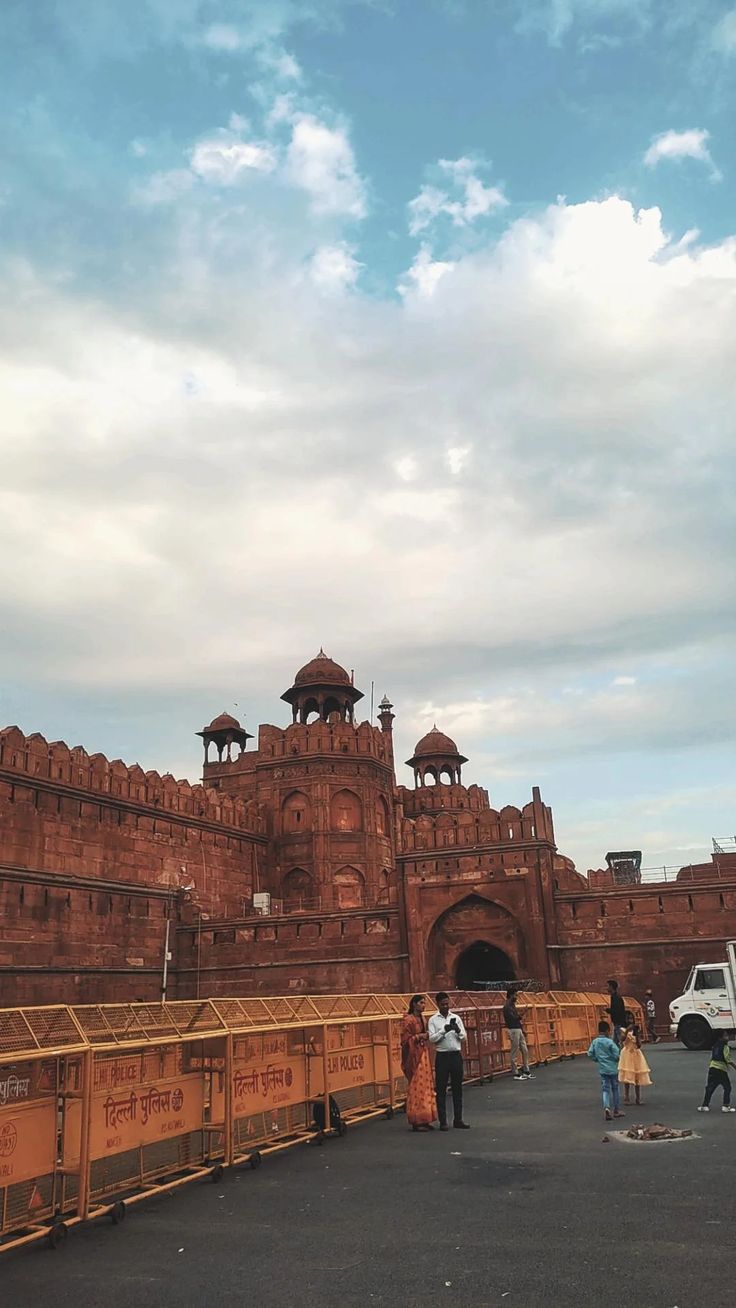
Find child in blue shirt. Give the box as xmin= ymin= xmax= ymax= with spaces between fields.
xmin=587 ymin=1019 xmax=624 ymax=1121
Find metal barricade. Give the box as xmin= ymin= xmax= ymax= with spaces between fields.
xmin=0 ymin=989 xmax=648 ymax=1255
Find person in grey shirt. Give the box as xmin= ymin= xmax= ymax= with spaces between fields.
xmin=428 ymin=992 xmax=470 ymax=1130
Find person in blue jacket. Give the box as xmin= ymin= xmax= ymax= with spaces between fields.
xmin=588 ymin=1020 xmax=625 ymax=1121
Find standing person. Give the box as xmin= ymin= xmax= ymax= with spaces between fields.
xmin=644 ymin=990 xmax=661 ymax=1043
xmin=503 ymin=988 xmax=534 ymax=1081
xmin=400 ymin=995 xmax=436 ymax=1132
xmin=587 ymin=1019 xmax=625 ymax=1121
xmin=618 ymin=1021 xmax=652 ymax=1107
xmin=698 ymin=1030 xmax=736 ymax=1113
xmin=428 ymin=992 xmax=470 ymax=1131
xmin=606 ymin=979 xmax=627 ymax=1046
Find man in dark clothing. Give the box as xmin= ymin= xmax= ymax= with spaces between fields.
xmin=644 ymin=989 xmax=661 ymax=1043
xmin=606 ymin=979 xmax=626 ymax=1046
xmin=503 ymin=988 xmax=534 ymax=1080
xmin=699 ymin=1031 xmax=736 ymax=1112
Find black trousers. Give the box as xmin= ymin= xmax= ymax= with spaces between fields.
xmin=703 ymin=1068 xmax=731 ymax=1107
xmin=435 ymin=1050 xmax=464 ymax=1125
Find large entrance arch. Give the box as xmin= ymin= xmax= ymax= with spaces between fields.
xmin=427 ymin=894 xmax=526 ymax=991
xmin=455 ymin=941 xmax=515 ymax=989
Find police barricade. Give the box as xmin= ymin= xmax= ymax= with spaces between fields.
xmin=0 ymin=990 xmax=646 ymax=1254
xmin=445 ymin=993 xmax=506 ymax=1081
xmin=0 ymin=1006 xmax=90 ymax=1253
xmin=518 ymin=991 xmax=563 ymax=1065
xmin=548 ymin=991 xmax=598 ymax=1056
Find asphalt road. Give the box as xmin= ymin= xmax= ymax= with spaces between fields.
xmin=1 ymin=1045 xmax=725 ymax=1307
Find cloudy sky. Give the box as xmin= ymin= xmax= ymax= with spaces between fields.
xmin=2 ymin=0 xmax=735 ymax=875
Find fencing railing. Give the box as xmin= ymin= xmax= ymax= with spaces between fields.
xmin=0 ymin=989 xmax=641 ymax=1255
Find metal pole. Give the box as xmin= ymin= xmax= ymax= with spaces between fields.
xmin=386 ymin=1018 xmax=395 ymax=1112
xmin=161 ymin=887 xmax=172 ymax=1003
xmin=77 ymin=1048 xmax=93 ymax=1221
xmin=224 ymin=1032 xmax=233 ymax=1167
xmin=321 ymin=1023 xmax=331 ymax=1135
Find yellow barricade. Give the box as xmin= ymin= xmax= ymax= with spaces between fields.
xmin=0 ymin=990 xmax=643 ymax=1254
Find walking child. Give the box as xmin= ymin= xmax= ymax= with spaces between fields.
xmin=587 ymin=1019 xmax=624 ymax=1121
xmin=698 ymin=1030 xmax=736 ymax=1113
xmin=618 ymin=1021 xmax=652 ymax=1106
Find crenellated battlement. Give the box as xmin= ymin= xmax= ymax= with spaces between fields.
xmin=398 ymin=781 xmax=491 ymax=816
xmin=0 ymin=726 xmax=264 ymax=833
xmin=256 ymin=718 xmax=393 ymax=765
xmin=399 ymin=795 xmax=555 ymax=851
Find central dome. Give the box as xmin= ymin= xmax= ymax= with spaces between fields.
xmin=294 ymin=651 xmax=352 ymax=688
xmin=282 ymin=650 xmax=363 ymax=723
xmin=413 ymin=726 xmax=462 ymax=758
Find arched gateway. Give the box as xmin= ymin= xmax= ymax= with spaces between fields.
xmin=428 ymin=894 xmax=526 ymax=990
xmin=454 ymin=941 xmax=515 ymax=989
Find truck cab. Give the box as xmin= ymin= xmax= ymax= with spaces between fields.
xmin=670 ymin=942 xmax=736 ymax=1049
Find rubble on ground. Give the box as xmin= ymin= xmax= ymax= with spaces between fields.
xmin=626 ymin=1123 xmax=693 ymax=1141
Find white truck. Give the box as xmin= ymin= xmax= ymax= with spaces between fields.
xmin=670 ymin=941 xmax=736 ymax=1049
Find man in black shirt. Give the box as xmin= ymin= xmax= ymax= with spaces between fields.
xmin=503 ymin=988 xmax=533 ymax=1080
xmin=606 ymin=979 xmax=626 ymax=1046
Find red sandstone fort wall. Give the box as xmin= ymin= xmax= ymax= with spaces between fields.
xmin=0 ymin=726 xmax=266 ymax=1005
xmin=555 ymin=879 xmax=736 ymax=1022
xmin=175 ymin=906 xmax=406 ymax=997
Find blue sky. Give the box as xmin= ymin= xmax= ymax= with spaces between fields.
xmin=2 ymin=0 xmax=736 ymax=873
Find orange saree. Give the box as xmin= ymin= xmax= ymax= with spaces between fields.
xmin=400 ymin=1014 xmax=436 ymax=1127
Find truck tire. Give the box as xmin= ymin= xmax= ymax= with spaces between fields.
xmin=679 ymin=1016 xmax=712 ymax=1051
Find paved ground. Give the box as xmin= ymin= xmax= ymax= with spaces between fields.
xmin=2 ymin=1044 xmax=727 ymax=1306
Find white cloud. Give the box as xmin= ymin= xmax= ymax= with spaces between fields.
xmin=394 ymin=456 xmax=419 ymax=482
xmin=613 ymin=675 xmax=637 ymax=686
xmin=257 ymin=46 xmax=302 ymax=80
xmin=203 ymin=23 xmax=245 ymax=52
xmin=3 ymin=193 xmax=736 ymax=873
xmin=399 ymin=244 xmax=456 ymax=297
xmin=408 ymin=157 xmax=507 ymax=236
xmin=190 ymin=133 xmax=277 ymax=184
xmin=309 ymin=242 xmax=362 ymax=293
xmin=285 ymin=114 xmax=367 ymax=217
xmin=713 ymin=8 xmax=736 ymax=53
xmin=446 ymin=446 xmax=471 ymax=474
xmin=643 ymin=129 xmax=721 ymax=181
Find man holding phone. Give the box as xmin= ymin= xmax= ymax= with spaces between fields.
xmin=428 ymin=992 xmax=470 ymax=1130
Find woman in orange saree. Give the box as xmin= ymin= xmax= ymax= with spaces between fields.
xmin=401 ymin=995 xmax=436 ymax=1131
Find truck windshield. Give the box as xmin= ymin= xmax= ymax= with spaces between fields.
xmin=695 ymin=968 xmax=726 ymax=990
xmin=683 ymin=968 xmax=694 ymax=992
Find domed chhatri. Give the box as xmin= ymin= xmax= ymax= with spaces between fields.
xmin=406 ymin=724 xmax=468 ymax=787
xmin=197 ymin=710 xmax=253 ymax=764
xmin=282 ymin=649 xmax=364 ymax=725
xmin=205 ymin=711 xmax=242 ymax=732
xmin=293 ymin=651 xmax=353 ymax=688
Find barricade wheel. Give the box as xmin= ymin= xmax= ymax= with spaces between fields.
xmin=210 ymin=1165 xmax=224 ymax=1182
xmin=249 ymin=1151 xmax=262 ymax=1170
xmin=337 ymin=1120 xmax=348 ymax=1138
xmin=111 ymin=1201 xmax=126 ymax=1225
xmin=384 ymin=1107 xmax=394 ymax=1119
xmin=48 ymin=1222 xmax=68 ymax=1250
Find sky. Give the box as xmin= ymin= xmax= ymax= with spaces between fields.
xmin=2 ymin=0 xmax=736 ymax=876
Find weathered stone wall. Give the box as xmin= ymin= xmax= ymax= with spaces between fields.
xmin=0 ymin=726 xmax=265 ymax=1003
xmin=554 ymin=869 xmax=736 ymax=1019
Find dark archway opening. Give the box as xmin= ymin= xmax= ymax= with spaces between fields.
xmin=455 ymin=941 xmax=515 ymax=990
